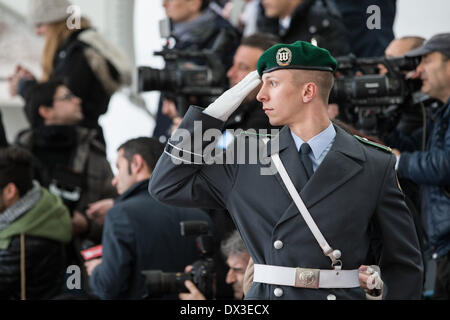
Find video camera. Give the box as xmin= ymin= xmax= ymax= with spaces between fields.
xmin=137 ymin=25 xmax=233 ymax=116
xmin=329 ymin=54 xmax=433 ymax=136
xmin=142 ymin=221 xmax=215 ymax=299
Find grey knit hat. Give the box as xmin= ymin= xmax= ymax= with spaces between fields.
xmin=28 ymin=0 xmax=72 ymax=25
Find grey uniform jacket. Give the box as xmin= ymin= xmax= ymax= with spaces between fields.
xmin=149 ymin=106 xmax=424 ymax=300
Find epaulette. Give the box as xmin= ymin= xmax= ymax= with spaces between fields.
xmin=353 ymin=135 xmax=392 ymax=153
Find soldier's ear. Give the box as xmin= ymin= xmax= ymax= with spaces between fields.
xmin=301 ymin=82 xmax=317 ymax=103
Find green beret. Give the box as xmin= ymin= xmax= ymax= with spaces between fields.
xmin=256 ymin=41 xmax=338 ymax=76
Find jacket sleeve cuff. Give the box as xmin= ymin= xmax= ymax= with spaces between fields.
xmin=396 ymin=152 xmax=411 ymax=179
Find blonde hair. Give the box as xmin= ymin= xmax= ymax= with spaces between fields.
xmin=40 ymin=17 xmax=91 ymax=81
xmin=289 ymin=69 xmax=335 ymax=103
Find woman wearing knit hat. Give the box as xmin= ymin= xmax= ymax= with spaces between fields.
xmin=8 ymin=0 xmax=131 ymax=145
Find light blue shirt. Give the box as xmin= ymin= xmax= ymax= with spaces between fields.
xmin=290 ymin=122 xmax=336 ymax=172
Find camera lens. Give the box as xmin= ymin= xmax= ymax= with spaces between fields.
xmin=137 ymin=67 xmax=177 ymax=92
xmin=142 ymin=270 xmax=192 ymax=296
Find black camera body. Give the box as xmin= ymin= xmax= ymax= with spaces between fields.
xmin=142 ymin=221 xmax=215 ymax=299
xmin=138 ymin=30 xmax=234 ymax=116
xmin=329 ymin=54 xmax=432 ymax=136
xmin=331 ymin=54 xmax=422 ymax=106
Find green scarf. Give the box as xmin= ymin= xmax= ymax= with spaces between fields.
xmin=0 ymin=188 xmax=72 ymax=250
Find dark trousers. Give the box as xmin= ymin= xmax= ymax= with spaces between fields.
xmin=433 ymin=253 xmax=450 ymax=300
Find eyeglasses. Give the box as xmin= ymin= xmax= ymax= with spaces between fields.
xmin=54 ymin=91 xmax=76 ymax=102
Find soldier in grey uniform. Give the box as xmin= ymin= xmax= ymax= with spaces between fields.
xmin=149 ymin=41 xmax=423 ymax=299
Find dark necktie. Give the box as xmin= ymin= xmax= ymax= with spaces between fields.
xmin=299 ymin=143 xmax=314 ymax=180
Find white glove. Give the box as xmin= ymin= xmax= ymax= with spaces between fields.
xmin=203 ymin=70 xmax=261 ymax=122
xmin=367 ymin=271 xmax=382 ymax=290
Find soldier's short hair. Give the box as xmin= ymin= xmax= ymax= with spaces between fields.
xmin=221 ymin=230 xmax=247 ymax=258
xmin=118 ymin=137 xmax=165 ymax=173
xmin=0 ymin=146 xmax=34 ymax=196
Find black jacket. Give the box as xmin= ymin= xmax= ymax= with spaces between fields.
xmin=257 ymin=0 xmax=351 ymax=57
xmin=89 ymin=180 xmax=213 ymax=299
xmin=394 ymin=100 xmax=450 ymax=258
xmin=0 ymin=236 xmax=67 ymax=300
xmin=15 ymin=125 xmax=117 ymax=243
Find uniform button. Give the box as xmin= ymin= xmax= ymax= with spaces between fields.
xmin=327 ymin=294 xmax=336 ymax=300
xmin=274 ymin=288 xmax=283 ymax=297
xmin=273 ymin=240 xmax=283 ymax=250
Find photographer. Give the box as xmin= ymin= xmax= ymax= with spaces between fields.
xmin=379 ymin=36 xmax=426 ymax=135
xmin=179 ymin=230 xmax=250 ymax=300
xmin=153 ymin=0 xmax=241 ymax=141
xmin=85 ymin=137 xmax=212 ymax=299
xmin=179 ymin=231 xmax=385 ymax=300
xmin=389 ymin=33 xmax=450 ymax=300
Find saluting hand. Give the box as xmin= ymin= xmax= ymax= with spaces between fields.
xmin=203 ymin=70 xmax=261 ymax=122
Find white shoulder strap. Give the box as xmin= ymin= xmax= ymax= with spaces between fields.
xmin=271 ymin=152 xmax=342 ymax=268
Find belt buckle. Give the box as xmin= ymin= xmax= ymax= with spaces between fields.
xmin=295 ymin=267 xmax=320 ymax=289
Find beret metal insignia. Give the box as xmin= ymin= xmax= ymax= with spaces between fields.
xmin=276 ymin=47 xmax=292 ymax=66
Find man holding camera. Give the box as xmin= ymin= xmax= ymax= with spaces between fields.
xmin=179 ymin=230 xmax=251 ymax=300
xmin=391 ymin=33 xmax=450 ymax=300
xmin=153 ymin=0 xmax=240 ymax=141
xmin=150 ymin=41 xmax=423 ymax=299
xmin=85 ymin=137 xmax=211 ymax=299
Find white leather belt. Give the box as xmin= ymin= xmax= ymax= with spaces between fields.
xmin=254 ymin=264 xmax=360 ymax=289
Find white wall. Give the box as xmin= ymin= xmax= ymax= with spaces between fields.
xmin=99 ymin=0 xmax=165 ymax=171
xmin=394 ymin=0 xmax=450 ymax=39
